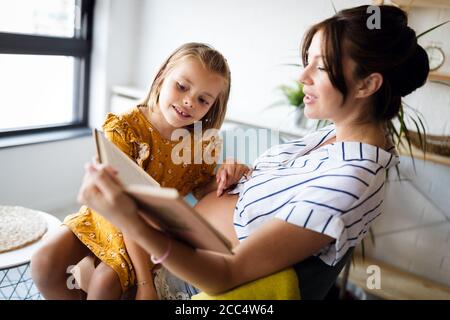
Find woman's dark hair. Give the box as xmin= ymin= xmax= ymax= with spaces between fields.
xmin=301 ymin=5 xmax=430 ymax=121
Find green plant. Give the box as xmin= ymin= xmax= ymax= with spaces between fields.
xmin=279 ymin=82 xmax=305 ymax=108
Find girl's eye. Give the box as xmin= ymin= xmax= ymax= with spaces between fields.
xmin=317 ymin=66 xmax=326 ymax=71
xmin=177 ymin=82 xmax=187 ymax=91
xmin=199 ymin=98 xmax=210 ymax=106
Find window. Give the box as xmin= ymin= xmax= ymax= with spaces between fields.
xmin=0 ymin=0 xmax=94 ymax=144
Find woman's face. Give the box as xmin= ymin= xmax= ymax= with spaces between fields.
xmin=157 ymin=57 xmax=225 ymax=129
xmin=299 ymin=31 xmax=359 ymax=124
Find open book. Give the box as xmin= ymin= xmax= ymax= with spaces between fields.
xmin=93 ymin=129 xmax=233 ymax=255
xmin=93 ymin=128 xmax=160 ymax=187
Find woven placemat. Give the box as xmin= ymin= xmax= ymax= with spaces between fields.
xmin=0 ymin=206 xmax=48 ymax=254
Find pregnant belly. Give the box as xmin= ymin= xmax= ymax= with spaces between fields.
xmin=194 ymin=192 xmax=240 ymax=247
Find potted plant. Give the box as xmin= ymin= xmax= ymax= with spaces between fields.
xmin=278 ymin=81 xmax=305 ymax=125
xmin=269 ymin=81 xmax=317 ymax=131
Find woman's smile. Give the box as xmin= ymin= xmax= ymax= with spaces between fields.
xmin=303 ymin=94 xmax=317 ymax=105
xmin=303 ymin=89 xmax=318 ymax=105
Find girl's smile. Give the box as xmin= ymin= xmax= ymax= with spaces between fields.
xmin=171 ymin=105 xmax=192 ymax=118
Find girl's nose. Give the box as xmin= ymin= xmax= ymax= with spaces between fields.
xmin=183 ymin=96 xmax=193 ymax=107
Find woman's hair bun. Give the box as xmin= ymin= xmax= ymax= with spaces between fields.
xmin=388 ymin=44 xmax=430 ymax=97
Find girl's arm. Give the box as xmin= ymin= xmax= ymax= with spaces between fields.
xmin=215 ymin=159 xmax=251 ymax=196
xmin=192 ymin=176 xmax=217 ymax=200
xmin=193 ymin=159 xmax=251 ymax=199
xmin=78 ymin=163 xmax=334 ymax=294
xmin=122 ymin=235 xmax=158 ymax=300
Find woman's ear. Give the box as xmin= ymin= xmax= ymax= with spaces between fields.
xmin=355 ymin=73 xmax=383 ymax=98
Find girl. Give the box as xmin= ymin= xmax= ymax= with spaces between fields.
xmin=31 ymin=42 xmax=250 ymax=300
xmin=75 ymin=5 xmax=429 ymax=299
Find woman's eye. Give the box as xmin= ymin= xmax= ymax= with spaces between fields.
xmin=317 ymin=66 xmax=326 ymax=71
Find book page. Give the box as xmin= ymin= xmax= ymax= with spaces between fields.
xmin=93 ymin=129 xmax=160 ymax=188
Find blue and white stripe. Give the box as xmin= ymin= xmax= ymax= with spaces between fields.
xmin=230 ymin=125 xmax=399 ymax=266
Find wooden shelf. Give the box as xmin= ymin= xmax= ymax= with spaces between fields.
xmin=398 ymin=141 xmax=450 ymax=167
xmin=345 ymin=255 xmax=450 ymax=300
xmin=428 ymin=72 xmax=450 ymax=83
xmin=391 ymin=0 xmax=450 ymax=10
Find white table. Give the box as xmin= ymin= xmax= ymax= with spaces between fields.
xmin=0 ymin=210 xmax=61 ymax=300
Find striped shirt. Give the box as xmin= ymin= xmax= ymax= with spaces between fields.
xmin=229 ymin=125 xmax=399 ymax=266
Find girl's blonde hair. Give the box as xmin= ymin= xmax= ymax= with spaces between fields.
xmin=140 ymin=42 xmax=231 ymax=131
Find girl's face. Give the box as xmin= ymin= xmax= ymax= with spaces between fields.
xmin=299 ymin=31 xmax=360 ymax=124
xmin=157 ymin=57 xmax=225 ymax=129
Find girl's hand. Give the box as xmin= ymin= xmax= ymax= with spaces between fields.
xmin=77 ymin=161 xmax=136 ymax=228
xmin=216 ymin=159 xmax=252 ymax=197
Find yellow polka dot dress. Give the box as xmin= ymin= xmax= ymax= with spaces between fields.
xmin=64 ymin=106 xmax=220 ymax=292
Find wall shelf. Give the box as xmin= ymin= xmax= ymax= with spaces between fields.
xmin=428 ymin=72 xmax=450 ymax=83
xmin=391 ymin=0 xmax=450 ymax=10
xmin=398 ymin=142 xmax=450 ymax=167
xmin=344 ymin=254 xmax=450 ymax=300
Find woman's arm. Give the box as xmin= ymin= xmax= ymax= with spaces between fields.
xmin=130 ymin=215 xmax=333 ymax=294
xmin=78 ymin=163 xmax=334 ymax=294
xmin=122 ymin=235 xmax=158 ymax=299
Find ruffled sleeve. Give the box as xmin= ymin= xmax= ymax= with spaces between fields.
xmin=102 ymin=112 xmax=151 ymax=168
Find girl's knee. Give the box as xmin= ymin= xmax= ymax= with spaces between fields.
xmin=94 ymin=263 xmax=120 ymax=284
xmin=30 ymin=244 xmax=65 ymax=286
xmin=30 ymin=250 xmax=54 ymax=289
xmin=30 ymin=233 xmax=75 ymax=285
xmin=87 ymin=263 xmax=122 ymax=299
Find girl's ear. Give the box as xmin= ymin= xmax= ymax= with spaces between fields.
xmin=355 ymin=73 xmax=383 ymax=99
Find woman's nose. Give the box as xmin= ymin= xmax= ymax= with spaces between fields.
xmin=298 ymin=66 xmax=312 ymax=86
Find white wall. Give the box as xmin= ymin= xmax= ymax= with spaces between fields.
xmin=365 ymin=157 xmax=450 ymax=287
xmin=0 ymin=136 xmax=93 ymax=216
xmin=131 ymin=0 xmax=373 ymax=122
xmin=89 ymin=0 xmax=141 ymax=128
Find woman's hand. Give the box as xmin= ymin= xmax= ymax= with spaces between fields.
xmin=77 ymin=161 xmax=137 ymax=229
xmin=216 ymin=159 xmax=252 ymax=197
